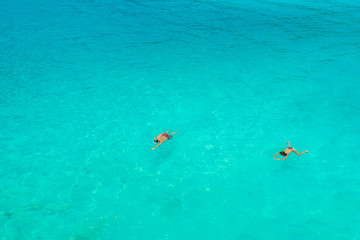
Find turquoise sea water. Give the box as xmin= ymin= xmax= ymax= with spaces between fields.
xmin=1 ymin=0 xmax=360 ymax=239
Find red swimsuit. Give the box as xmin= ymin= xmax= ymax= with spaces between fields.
xmin=162 ymin=133 xmax=171 ymax=139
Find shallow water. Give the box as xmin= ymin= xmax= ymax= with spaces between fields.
xmin=1 ymin=0 xmax=360 ymax=239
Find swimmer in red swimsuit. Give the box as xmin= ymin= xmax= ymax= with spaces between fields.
xmin=274 ymin=141 xmax=308 ymax=160
xmin=152 ymin=129 xmax=178 ymax=150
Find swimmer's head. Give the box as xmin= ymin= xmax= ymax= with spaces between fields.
xmin=154 ymin=138 xmax=159 ymax=143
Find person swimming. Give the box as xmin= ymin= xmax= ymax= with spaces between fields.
xmin=152 ymin=129 xmax=178 ymax=150
xmin=274 ymin=141 xmax=308 ymax=160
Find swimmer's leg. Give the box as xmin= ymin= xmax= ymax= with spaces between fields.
xmin=171 ymin=130 xmax=178 ymax=136
xmin=286 ymin=141 xmax=291 ymax=147
xmin=293 ymin=148 xmax=308 ymax=156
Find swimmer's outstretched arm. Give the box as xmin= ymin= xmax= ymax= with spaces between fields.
xmin=152 ymin=142 xmax=163 ymax=150
xmin=276 ymin=155 xmax=288 ymax=161
xmin=274 ymin=148 xmax=284 ymax=159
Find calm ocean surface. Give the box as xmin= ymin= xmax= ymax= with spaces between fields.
xmin=1 ymin=0 xmax=360 ymax=239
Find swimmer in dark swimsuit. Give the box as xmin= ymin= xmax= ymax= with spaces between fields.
xmin=152 ymin=129 xmax=178 ymax=150
xmin=274 ymin=141 xmax=308 ymax=160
